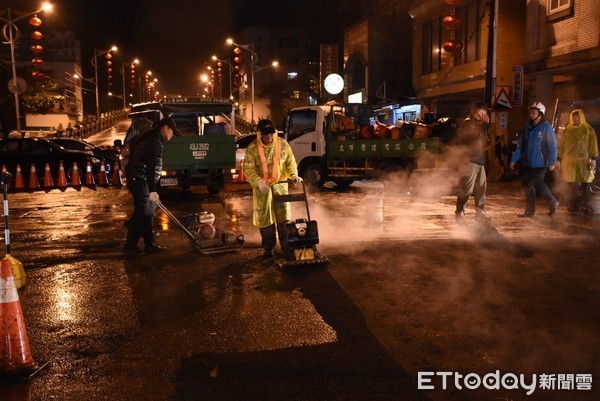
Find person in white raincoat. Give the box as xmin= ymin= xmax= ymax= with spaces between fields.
xmin=558 ymin=108 xmax=598 ymax=213
xmin=243 ymin=119 xmax=302 ymax=257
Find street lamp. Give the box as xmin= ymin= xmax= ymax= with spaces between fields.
xmin=0 ymin=2 xmax=53 ymax=133
xmin=121 ymin=58 xmax=139 ymax=109
xmin=91 ymin=45 xmax=118 ymax=121
xmin=212 ymin=55 xmax=233 ymax=101
xmin=226 ymin=38 xmax=279 ymax=123
xmin=226 ymin=38 xmax=257 ymax=123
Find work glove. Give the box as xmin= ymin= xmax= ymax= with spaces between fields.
xmin=257 ymin=179 xmax=269 ymax=193
xmin=290 ymin=174 xmax=303 ymax=184
xmin=149 ymin=191 xmax=160 ymax=204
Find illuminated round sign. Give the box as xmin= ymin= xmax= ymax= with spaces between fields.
xmin=324 ymin=73 xmax=344 ymax=95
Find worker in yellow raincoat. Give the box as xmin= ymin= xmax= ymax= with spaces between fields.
xmin=558 ymin=108 xmax=598 ymax=213
xmin=243 ymin=119 xmax=302 ymax=257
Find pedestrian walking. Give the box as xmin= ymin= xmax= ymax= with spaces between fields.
xmin=243 ymin=119 xmax=302 ymax=257
xmin=510 ymin=101 xmax=559 ymax=217
xmin=557 ymin=108 xmax=598 ymax=213
xmin=123 ymin=117 xmax=180 ymax=255
xmin=453 ymin=101 xmax=491 ymax=224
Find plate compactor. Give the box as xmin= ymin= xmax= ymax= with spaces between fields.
xmin=156 ymin=201 xmax=244 ymax=254
xmin=272 ymin=180 xmax=329 ymax=269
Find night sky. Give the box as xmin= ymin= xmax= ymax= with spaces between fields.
xmin=4 ymin=0 xmax=374 ymax=94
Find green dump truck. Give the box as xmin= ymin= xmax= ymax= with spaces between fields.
xmin=128 ymin=97 xmax=237 ymax=193
xmin=285 ymin=103 xmax=444 ymax=188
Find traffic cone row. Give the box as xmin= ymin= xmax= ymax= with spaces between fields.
xmin=3 ymin=161 xmax=123 ymax=192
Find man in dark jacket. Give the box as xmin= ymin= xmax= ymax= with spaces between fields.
xmin=124 ymin=117 xmax=180 ymax=255
xmin=454 ymin=101 xmax=491 ymax=224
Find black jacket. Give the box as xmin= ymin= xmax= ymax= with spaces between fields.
xmin=126 ymin=128 xmax=164 ymax=191
xmin=456 ymin=117 xmax=488 ymax=165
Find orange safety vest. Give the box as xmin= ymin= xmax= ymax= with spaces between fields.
xmin=256 ymin=136 xmax=281 ymax=184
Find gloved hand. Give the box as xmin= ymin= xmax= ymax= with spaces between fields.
xmin=257 ymin=179 xmax=269 ymax=193
xmin=591 ymin=159 xmax=597 ymax=170
xmin=149 ymin=191 xmax=160 ymax=204
xmin=290 ymin=174 xmax=303 ymax=184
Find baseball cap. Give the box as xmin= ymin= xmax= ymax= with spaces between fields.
xmin=256 ymin=119 xmax=276 ymax=135
xmin=156 ymin=117 xmax=181 ymax=136
xmin=472 ymin=101 xmax=489 ymax=112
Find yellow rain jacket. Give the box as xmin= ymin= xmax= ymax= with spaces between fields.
xmin=244 ymin=134 xmax=299 ymax=228
xmin=558 ymin=109 xmax=599 ymax=183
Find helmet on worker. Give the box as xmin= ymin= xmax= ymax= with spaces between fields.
xmin=529 ymin=101 xmax=546 ymax=115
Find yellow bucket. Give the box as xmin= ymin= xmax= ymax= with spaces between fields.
xmin=4 ymin=254 xmax=26 ymax=289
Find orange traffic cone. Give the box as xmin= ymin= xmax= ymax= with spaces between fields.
xmin=84 ymin=162 xmax=95 ymax=189
xmin=28 ymin=164 xmax=40 ymax=192
xmin=0 ymin=259 xmax=39 ymax=377
xmin=112 ymin=160 xmax=123 ymax=187
xmin=71 ymin=162 xmax=82 ymax=191
xmin=14 ymin=164 xmax=25 ymax=191
xmin=43 ymin=163 xmax=54 ymax=192
xmin=56 ymin=162 xmax=68 ymax=192
xmin=98 ymin=161 xmax=109 ymax=187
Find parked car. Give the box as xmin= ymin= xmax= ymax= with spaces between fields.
xmin=0 ymin=138 xmax=101 ymax=185
xmin=231 ymin=131 xmax=285 ymax=182
xmin=48 ymin=138 xmax=120 ymax=173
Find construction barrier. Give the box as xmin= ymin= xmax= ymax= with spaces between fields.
xmin=0 ymin=259 xmax=39 ymax=378
xmin=2 ymin=162 xmax=129 ymax=193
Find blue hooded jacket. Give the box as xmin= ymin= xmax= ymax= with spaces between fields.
xmin=511 ymin=118 xmax=557 ymax=168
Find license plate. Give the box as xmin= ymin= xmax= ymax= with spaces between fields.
xmin=160 ymin=177 xmax=178 ymax=186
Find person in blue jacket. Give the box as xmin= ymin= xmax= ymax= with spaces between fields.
xmin=510 ymin=102 xmax=559 ymax=217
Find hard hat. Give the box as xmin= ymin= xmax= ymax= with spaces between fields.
xmin=529 ymin=101 xmax=546 ymax=115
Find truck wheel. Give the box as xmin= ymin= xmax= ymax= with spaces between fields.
xmin=301 ymin=163 xmax=326 ymax=188
xmin=207 ymin=182 xmax=220 ymax=194
xmin=333 ymin=178 xmax=354 ymax=188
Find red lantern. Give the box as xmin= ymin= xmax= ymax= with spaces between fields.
xmin=217 ymin=61 xmax=222 ymax=67
xmin=234 ymin=65 xmax=240 ymax=71
xmin=31 ymin=58 xmax=44 ymax=67
xmin=32 ymin=71 xmax=45 ymax=79
xmin=442 ymin=15 xmax=463 ymax=30
xmin=29 ymin=16 xmax=42 ymax=27
xmin=105 ymin=53 xmax=112 ymax=60
xmin=107 ymin=68 xmax=113 ymax=73
xmin=443 ymin=39 xmax=464 ymax=53
xmin=443 ymin=0 xmax=459 ymax=4
xmin=30 ymin=31 xmax=43 ymax=40
xmin=234 ymin=47 xmax=242 ymax=55
xmin=234 ymin=56 xmax=242 ymax=64
xmin=31 ymin=45 xmax=43 ymax=53
xmin=106 ymin=60 xmax=112 ymax=66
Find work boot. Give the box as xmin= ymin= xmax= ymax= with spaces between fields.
xmin=549 ymin=201 xmax=559 ymax=216
xmin=263 ymin=248 xmax=274 ymax=258
xmin=145 ymin=244 xmax=166 ymax=255
xmin=475 ymin=210 xmax=491 ymax=224
xmin=123 ymin=245 xmax=142 ymax=256
xmin=517 ymin=211 xmax=536 ymax=218
xmin=455 ymin=211 xmax=467 ymax=225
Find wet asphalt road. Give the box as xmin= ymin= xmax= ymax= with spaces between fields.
xmin=1 ymin=125 xmax=599 ymax=400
